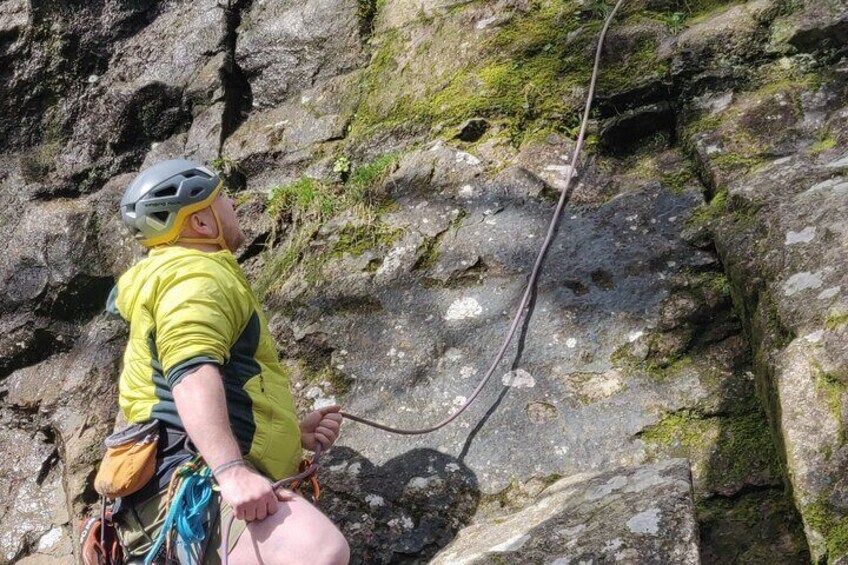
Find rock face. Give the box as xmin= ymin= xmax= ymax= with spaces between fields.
xmin=684 ymin=54 xmax=848 ymax=561
xmin=431 ymin=459 xmax=700 ymax=565
xmin=0 ymin=0 xmax=845 ymax=563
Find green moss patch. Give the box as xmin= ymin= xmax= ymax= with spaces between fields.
xmin=825 ymin=312 xmax=848 ymax=331
xmin=350 ymin=1 xmax=669 ymax=143
xmin=640 ymin=408 xmax=781 ymax=493
xmin=805 ymin=495 xmax=848 ymax=562
xmin=257 ymin=154 xmax=401 ymax=297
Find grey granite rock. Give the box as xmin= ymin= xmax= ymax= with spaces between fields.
xmin=431 ymin=459 xmax=699 ymax=565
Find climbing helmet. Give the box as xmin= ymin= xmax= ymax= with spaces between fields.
xmin=120 ymin=159 xmax=222 ymax=247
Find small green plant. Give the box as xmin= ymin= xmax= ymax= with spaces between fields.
xmin=333 ymin=156 xmax=351 ymax=175
xmin=211 ymin=155 xmax=238 ymax=176
xmin=346 ymin=153 xmax=398 ymax=200
xmin=665 ymin=11 xmax=687 ymax=33
xmin=267 ymin=177 xmax=338 ymax=222
xmin=585 ymin=1 xmax=612 ymax=20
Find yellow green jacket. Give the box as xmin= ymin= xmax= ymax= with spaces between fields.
xmin=110 ymin=246 xmax=302 ymax=480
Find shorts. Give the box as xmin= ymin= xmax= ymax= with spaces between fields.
xmin=115 ymin=485 xmax=248 ymax=564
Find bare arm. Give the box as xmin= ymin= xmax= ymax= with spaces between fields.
xmin=172 ymin=364 xmax=291 ymax=521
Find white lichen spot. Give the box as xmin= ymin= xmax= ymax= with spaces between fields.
xmin=445 ymin=297 xmax=483 ymax=320
xmin=603 ymin=539 xmax=624 ymax=553
xmin=818 ymin=286 xmax=841 ymax=300
xmin=782 ymin=271 xmax=823 ymax=296
xmin=407 ymin=476 xmax=431 ymax=491
xmin=36 ymin=527 xmax=63 ymax=551
xmin=453 ymin=395 xmax=467 ymax=407
xmin=456 ymin=151 xmax=481 ymax=166
xmin=460 ymin=366 xmax=477 ymax=379
xmin=826 ymin=154 xmax=848 ymax=169
xmin=445 ymin=462 xmax=460 ymax=473
xmin=566 ymin=338 xmax=577 ymax=348
xmin=459 ymin=184 xmax=475 ymax=198
xmin=502 ymin=369 xmax=535 ymax=388
xmin=475 ymin=15 xmax=499 ymax=29
xmin=490 ymin=534 xmax=531 ymax=553
xmin=628 ymin=330 xmax=644 ymax=343
xmin=627 ymin=507 xmax=661 ymax=535
xmin=559 ymin=524 xmax=586 ymax=538
xmin=805 ymin=330 xmax=824 ymax=343
xmin=785 ymin=226 xmax=816 ymax=245
xmin=545 ymin=164 xmax=576 ymax=177
xmin=313 ymin=396 xmax=337 ymax=410
xmin=365 ymin=494 xmax=385 ymax=508
xmin=347 ymin=462 xmax=362 ymax=476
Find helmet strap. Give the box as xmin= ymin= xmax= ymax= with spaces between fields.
xmin=173 ymin=205 xmax=229 ymax=251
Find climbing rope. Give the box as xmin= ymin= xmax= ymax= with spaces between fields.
xmin=219 ymin=1 xmax=628 ymax=561
xmin=220 ymin=445 xmax=322 ymax=565
xmin=144 ymin=463 xmax=213 ymax=565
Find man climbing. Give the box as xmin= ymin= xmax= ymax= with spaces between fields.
xmin=107 ymin=159 xmax=349 ymax=564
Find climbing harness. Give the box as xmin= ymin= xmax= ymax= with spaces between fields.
xmin=80 ymin=498 xmax=124 ymax=565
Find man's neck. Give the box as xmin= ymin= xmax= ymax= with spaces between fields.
xmin=171 ymin=241 xmax=225 ymax=253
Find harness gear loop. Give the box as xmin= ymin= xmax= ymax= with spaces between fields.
xmin=144 ymin=460 xmax=213 ymax=565
xmin=80 ymin=499 xmax=124 ymax=565
xmin=288 ymin=457 xmax=321 ymax=502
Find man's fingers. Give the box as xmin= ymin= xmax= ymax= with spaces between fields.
xmin=320 ymin=418 xmax=341 ymax=433
xmin=276 ymin=488 xmax=294 ymax=502
xmin=316 ymin=424 xmax=337 ymax=439
xmin=315 ymin=432 xmax=331 ymax=448
xmin=321 ymin=412 xmax=344 ymax=424
xmin=255 ymin=503 xmax=267 ymax=521
xmin=319 ymin=405 xmax=341 ymax=415
xmin=244 ymin=506 xmax=256 ymax=522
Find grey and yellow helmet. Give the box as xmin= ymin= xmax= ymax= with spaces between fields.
xmin=120 ymin=160 xmax=222 ymax=247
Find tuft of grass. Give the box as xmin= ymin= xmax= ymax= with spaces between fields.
xmin=257 ymin=154 xmax=402 ymax=297
xmin=347 ymin=153 xmax=399 ymax=199
xmin=267 ymin=177 xmax=339 ymax=222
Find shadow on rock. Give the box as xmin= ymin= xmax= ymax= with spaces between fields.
xmin=318 ymin=446 xmax=480 ymax=564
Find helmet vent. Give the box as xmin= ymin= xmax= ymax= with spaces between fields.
xmin=152 ymin=211 xmax=170 ymax=223
xmin=190 ymin=188 xmax=203 ymax=197
xmin=154 ymin=186 xmax=178 ymax=197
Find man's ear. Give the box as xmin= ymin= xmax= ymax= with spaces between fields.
xmin=186 ymin=209 xmax=214 ymax=236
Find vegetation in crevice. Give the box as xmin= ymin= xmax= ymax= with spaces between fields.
xmin=255 ymin=153 xmax=401 ymax=297
xmin=804 ymin=495 xmax=848 ymax=563
xmin=697 ymin=487 xmax=810 ymax=563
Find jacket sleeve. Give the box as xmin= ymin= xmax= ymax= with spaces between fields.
xmin=152 ymin=270 xmax=251 ymax=388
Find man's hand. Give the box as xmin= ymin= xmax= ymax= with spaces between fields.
xmin=216 ymin=464 xmax=293 ymax=521
xmin=300 ymin=405 xmax=343 ymax=451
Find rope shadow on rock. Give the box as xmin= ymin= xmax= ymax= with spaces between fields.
xmin=318 ymin=446 xmax=480 ymax=564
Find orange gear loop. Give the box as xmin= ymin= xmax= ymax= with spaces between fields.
xmin=289 ymin=457 xmax=321 ymax=502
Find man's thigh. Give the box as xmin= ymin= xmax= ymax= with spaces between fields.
xmin=224 ymin=495 xmax=348 ymax=565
